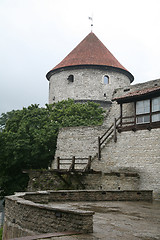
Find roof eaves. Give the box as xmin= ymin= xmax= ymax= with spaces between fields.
xmin=113 ymin=86 xmax=160 ymax=103
xmin=46 ymin=64 xmax=134 ymax=82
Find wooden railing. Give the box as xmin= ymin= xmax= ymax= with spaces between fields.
xmin=98 ymin=117 xmax=121 ymax=160
xmin=120 ymin=115 xmax=135 ymax=127
xmin=57 ymin=156 xmax=92 ymax=172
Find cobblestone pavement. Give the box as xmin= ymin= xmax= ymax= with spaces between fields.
xmin=47 ymin=201 xmax=160 ymax=240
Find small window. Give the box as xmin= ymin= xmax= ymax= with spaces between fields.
xmin=67 ymin=75 xmax=74 ymax=82
xmin=136 ymin=100 xmax=150 ymax=115
xmin=152 ymin=96 xmax=160 ymax=122
xmin=104 ymin=75 xmax=109 ymax=84
xmin=137 ymin=115 xmax=150 ymax=124
xmin=152 ymin=96 xmax=160 ymax=112
xmin=136 ymin=97 xmax=160 ymax=124
xmin=136 ymin=99 xmax=150 ymax=124
xmin=152 ymin=113 xmax=160 ymax=122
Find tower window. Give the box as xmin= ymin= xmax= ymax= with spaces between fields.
xmin=104 ymin=75 xmax=109 ymax=84
xmin=67 ymin=75 xmax=74 ymax=82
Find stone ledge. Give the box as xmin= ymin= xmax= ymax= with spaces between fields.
xmin=7 ymin=195 xmax=94 ymax=215
xmin=23 ymin=190 xmax=153 ymax=202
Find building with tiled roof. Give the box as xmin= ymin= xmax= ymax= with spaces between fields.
xmin=47 ymin=32 xmax=134 ymax=105
xmin=3 ymin=32 xmax=160 ymax=239
xmin=46 ymin=32 xmax=160 ymax=200
xmin=113 ymin=86 xmax=160 ymax=103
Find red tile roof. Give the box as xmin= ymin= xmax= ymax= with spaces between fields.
xmin=113 ymin=86 xmax=160 ymax=103
xmin=46 ymin=32 xmax=133 ymax=81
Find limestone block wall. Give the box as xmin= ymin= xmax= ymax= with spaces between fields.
xmin=52 ymin=79 xmax=160 ymax=199
xmin=23 ymin=190 xmax=152 ymax=202
xmin=27 ymin=170 xmax=140 ymax=192
xmin=49 ymin=67 xmax=130 ymax=103
xmin=3 ymin=193 xmax=94 ymax=239
xmin=52 ymin=125 xmax=105 ymax=169
xmin=4 ymin=190 xmax=152 ymax=238
xmin=92 ymin=128 xmax=160 ymax=199
xmin=52 ymin=100 xmax=121 ymax=169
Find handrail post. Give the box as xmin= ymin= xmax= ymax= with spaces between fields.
xmin=88 ymin=155 xmax=92 ymax=170
xmin=69 ymin=156 xmax=75 ymax=171
xmin=84 ymin=156 xmax=92 ymax=172
xmin=134 ymin=101 xmax=136 ymax=127
xmin=57 ymin=157 xmax=60 ymax=170
xmin=120 ymin=103 xmax=122 ymax=127
xmin=98 ymin=136 xmax=101 ymax=160
xmin=114 ymin=118 xmax=117 ymax=142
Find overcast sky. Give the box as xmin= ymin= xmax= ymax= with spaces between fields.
xmin=0 ymin=0 xmax=160 ymax=115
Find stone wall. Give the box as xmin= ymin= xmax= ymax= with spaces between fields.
xmin=27 ymin=170 xmax=140 ymax=192
xmin=52 ymin=101 xmax=120 ymax=169
xmin=23 ymin=190 xmax=152 ymax=202
xmin=3 ymin=190 xmax=152 ymax=238
xmin=52 ymin=125 xmax=105 ymax=169
xmin=52 ymin=79 xmax=160 ymax=199
xmin=3 ymin=192 xmax=94 ymax=239
xmin=49 ymin=67 xmax=130 ymax=104
xmin=92 ymin=128 xmax=160 ymax=199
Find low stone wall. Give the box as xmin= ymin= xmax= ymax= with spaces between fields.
xmin=3 ymin=192 xmax=94 ymax=239
xmin=27 ymin=170 xmax=140 ymax=192
xmin=3 ymin=190 xmax=152 ymax=238
xmin=23 ymin=190 xmax=153 ymax=203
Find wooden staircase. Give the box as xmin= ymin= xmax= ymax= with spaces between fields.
xmin=98 ymin=117 xmax=121 ymax=160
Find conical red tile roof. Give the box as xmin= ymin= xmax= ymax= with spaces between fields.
xmin=46 ymin=32 xmax=134 ymax=82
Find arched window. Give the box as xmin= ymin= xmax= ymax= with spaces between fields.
xmin=67 ymin=75 xmax=74 ymax=82
xmin=104 ymin=75 xmax=109 ymax=84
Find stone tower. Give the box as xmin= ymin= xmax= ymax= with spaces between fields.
xmin=46 ymin=32 xmax=134 ymax=106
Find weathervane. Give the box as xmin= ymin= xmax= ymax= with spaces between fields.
xmin=88 ymin=16 xmax=93 ymax=32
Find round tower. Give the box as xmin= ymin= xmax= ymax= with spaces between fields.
xmin=46 ymin=32 xmax=134 ymax=106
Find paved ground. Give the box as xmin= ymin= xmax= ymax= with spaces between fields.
xmin=47 ymin=201 xmax=160 ymax=240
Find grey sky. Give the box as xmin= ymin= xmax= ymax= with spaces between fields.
xmin=0 ymin=0 xmax=160 ymax=114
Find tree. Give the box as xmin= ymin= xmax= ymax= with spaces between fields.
xmin=0 ymin=100 xmax=104 ymax=196
xmin=0 ymin=110 xmax=16 ymax=131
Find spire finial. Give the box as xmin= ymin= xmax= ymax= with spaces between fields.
xmin=88 ymin=15 xmax=93 ymax=32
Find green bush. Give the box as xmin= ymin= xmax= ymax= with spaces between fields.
xmin=0 ymin=99 xmax=104 ymax=196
